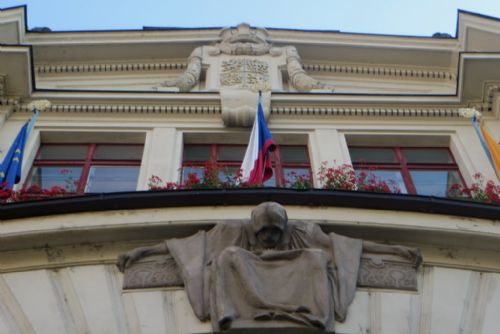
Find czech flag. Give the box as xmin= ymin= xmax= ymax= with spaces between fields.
xmin=239 ymin=95 xmax=276 ymax=185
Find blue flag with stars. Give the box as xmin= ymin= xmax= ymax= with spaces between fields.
xmin=0 ymin=122 xmax=29 ymax=188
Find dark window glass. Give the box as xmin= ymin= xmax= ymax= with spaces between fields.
xmin=181 ymin=144 xmax=310 ymax=187
xmin=355 ymin=169 xmax=407 ymax=194
xmin=85 ymin=166 xmax=140 ymax=193
xmin=410 ymin=170 xmax=461 ymax=197
xmin=350 ymin=148 xmax=397 ymax=163
xmin=29 ymin=143 xmax=142 ymax=194
xmin=28 ymin=166 xmax=82 ymax=192
xmin=402 ymin=149 xmax=453 ymax=164
xmin=349 ymin=146 xmax=463 ymax=197
xmin=280 ymin=146 xmax=309 ymax=163
xmin=218 ymin=146 xmax=246 ymax=161
xmin=184 ymin=146 xmax=211 ymax=162
xmin=38 ymin=145 xmax=87 ymax=160
xmin=94 ymin=145 xmax=143 ymax=160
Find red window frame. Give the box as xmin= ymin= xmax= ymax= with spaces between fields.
xmin=27 ymin=143 xmax=143 ymax=194
xmin=349 ymin=146 xmax=465 ymax=195
xmin=182 ymin=144 xmax=312 ymax=187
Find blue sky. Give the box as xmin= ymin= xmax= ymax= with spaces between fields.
xmin=1 ymin=0 xmax=500 ymax=36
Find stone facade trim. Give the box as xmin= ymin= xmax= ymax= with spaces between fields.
xmin=303 ymin=63 xmax=455 ymax=81
xmin=35 ymin=62 xmax=187 ymax=74
xmin=13 ymin=103 xmax=464 ymax=118
xmin=35 ymin=61 xmax=455 ymax=82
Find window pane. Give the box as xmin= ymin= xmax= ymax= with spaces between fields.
xmin=94 ymin=145 xmax=143 ymax=160
xmin=284 ymin=168 xmax=311 ymax=188
xmin=356 ymin=170 xmax=407 ymax=193
xmin=402 ymin=149 xmax=453 ymax=164
xmin=85 ymin=166 xmax=139 ymax=193
xmin=184 ymin=146 xmax=211 ymax=162
xmin=181 ymin=166 xmax=205 ymax=182
xmin=218 ymin=146 xmax=245 ymax=161
xmin=350 ymin=148 xmax=397 ymax=164
xmin=218 ymin=166 xmax=239 ymax=184
xmin=28 ymin=166 xmax=82 ymax=192
xmin=410 ymin=170 xmax=461 ymax=197
xmin=280 ymin=146 xmax=309 ymax=164
xmin=38 ymin=145 xmax=88 ymax=160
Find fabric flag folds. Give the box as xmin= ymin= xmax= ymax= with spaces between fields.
xmin=239 ymin=95 xmax=276 ymax=184
xmin=480 ymin=125 xmax=500 ymax=179
xmin=0 ymin=111 xmax=38 ymax=188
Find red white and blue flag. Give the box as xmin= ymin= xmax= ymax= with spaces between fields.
xmin=239 ymin=94 xmax=276 ymax=185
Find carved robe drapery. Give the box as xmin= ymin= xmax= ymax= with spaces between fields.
xmin=166 ymin=220 xmax=362 ymax=332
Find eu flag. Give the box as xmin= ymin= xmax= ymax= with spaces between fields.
xmin=0 ymin=122 xmax=29 ymax=188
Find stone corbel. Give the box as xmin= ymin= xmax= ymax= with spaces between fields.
xmin=220 ymin=88 xmax=271 ymax=127
xmin=285 ymin=46 xmax=334 ymax=92
xmin=161 ymin=47 xmax=203 ymax=92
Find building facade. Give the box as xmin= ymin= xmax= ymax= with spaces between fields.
xmin=1 ymin=5 xmax=500 ymax=334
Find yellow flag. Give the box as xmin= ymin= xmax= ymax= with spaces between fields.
xmin=481 ymin=125 xmax=500 ymax=180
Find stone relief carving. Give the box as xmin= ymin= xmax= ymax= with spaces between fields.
xmin=161 ymin=47 xmax=202 ymax=92
xmin=220 ymin=58 xmax=270 ymax=88
xmin=209 ymin=23 xmax=272 ymax=56
xmin=118 ymin=202 xmax=421 ymax=332
xmin=160 ymin=23 xmax=333 ymax=93
xmin=285 ymin=46 xmax=334 ymax=92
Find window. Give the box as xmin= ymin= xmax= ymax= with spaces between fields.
xmin=349 ymin=147 xmax=464 ymax=197
xmin=182 ymin=144 xmax=311 ymax=187
xmin=27 ymin=144 xmax=143 ymax=193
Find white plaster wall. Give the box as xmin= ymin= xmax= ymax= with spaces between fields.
xmin=1 ymin=264 xmax=500 ymax=334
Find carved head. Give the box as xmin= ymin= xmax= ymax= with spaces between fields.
xmin=250 ymin=202 xmax=287 ymax=249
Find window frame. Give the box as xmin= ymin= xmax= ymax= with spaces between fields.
xmin=349 ymin=146 xmax=465 ymax=195
xmin=182 ymin=144 xmax=312 ymax=187
xmin=27 ymin=143 xmax=143 ymax=194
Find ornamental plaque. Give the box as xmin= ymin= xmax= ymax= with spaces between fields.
xmin=220 ymin=58 xmax=269 ymax=88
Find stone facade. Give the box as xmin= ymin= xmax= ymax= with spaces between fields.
xmin=0 ymin=5 xmax=500 ymax=334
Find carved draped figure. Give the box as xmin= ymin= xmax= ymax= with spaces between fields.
xmin=166 ymin=220 xmax=362 ymax=332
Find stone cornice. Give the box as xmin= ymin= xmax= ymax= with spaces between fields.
xmin=12 ymin=101 xmax=465 ymax=118
xmin=478 ymin=82 xmax=500 ymax=113
xmin=271 ymin=106 xmax=461 ymax=117
xmin=302 ymin=63 xmax=455 ymax=81
xmin=35 ymin=62 xmax=186 ymax=74
xmin=16 ymin=103 xmax=221 ymax=114
xmin=0 ymin=98 xmax=20 ymax=106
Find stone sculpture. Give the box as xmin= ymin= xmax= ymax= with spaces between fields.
xmin=118 ymin=202 xmax=421 ymax=332
xmin=161 ymin=23 xmax=333 ymax=93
